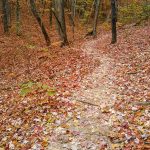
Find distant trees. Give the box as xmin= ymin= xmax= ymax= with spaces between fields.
xmin=1 ymin=0 xmax=149 ymax=45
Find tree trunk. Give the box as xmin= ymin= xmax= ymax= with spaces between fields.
xmin=93 ymin=0 xmax=100 ymax=37
xmin=2 ymin=0 xmax=9 ymax=33
xmin=54 ymin=0 xmax=68 ymax=46
xmin=49 ymin=0 xmax=53 ymax=28
xmin=16 ymin=0 xmax=20 ymax=35
xmin=30 ymin=0 xmax=50 ymax=46
xmin=111 ymin=0 xmax=117 ymax=44
xmin=68 ymin=0 xmax=75 ymax=38
xmin=71 ymin=0 xmax=76 ymax=18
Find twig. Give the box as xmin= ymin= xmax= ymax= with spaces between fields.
xmin=0 ymin=86 xmax=17 ymax=91
xmin=127 ymin=72 xmax=138 ymax=75
xmin=134 ymin=101 xmax=150 ymax=106
xmin=57 ymin=117 xmax=73 ymax=127
xmin=76 ymin=99 xmax=100 ymax=107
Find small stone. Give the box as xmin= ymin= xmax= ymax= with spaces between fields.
xmin=9 ymin=141 xmax=15 ymax=150
xmin=134 ymin=138 xmax=140 ymax=144
xmin=132 ymin=107 xmax=138 ymax=111
xmin=63 ymin=91 xmax=71 ymax=97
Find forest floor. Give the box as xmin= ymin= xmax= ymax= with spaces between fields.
xmin=0 ymin=24 xmax=150 ymax=150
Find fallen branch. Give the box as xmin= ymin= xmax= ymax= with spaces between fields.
xmin=76 ymin=99 xmax=100 ymax=107
xmin=0 ymin=85 xmax=18 ymax=91
xmin=57 ymin=117 xmax=73 ymax=127
xmin=134 ymin=101 xmax=150 ymax=106
xmin=127 ymin=72 xmax=139 ymax=75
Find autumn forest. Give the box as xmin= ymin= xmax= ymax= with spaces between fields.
xmin=0 ymin=0 xmax=150 ymax=149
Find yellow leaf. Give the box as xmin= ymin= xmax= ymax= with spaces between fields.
xmin=51 ymin=41 xmax=62 ymax=46
xmin=73 ymin=119 xmax=79 ymax=126
xmin=61 ymin=124 xmax=70 ymax=129
xmin=111 ymin=143 xmax=124 ymax=150
xmin=42 ymin=140 xmax=48 ymax=147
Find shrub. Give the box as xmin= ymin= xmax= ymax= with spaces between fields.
xmin=118 ymin=1 xmax=150 ymax=25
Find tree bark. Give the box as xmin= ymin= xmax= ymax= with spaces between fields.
xmin=16 ymin=0 xmax=20 ymax=35
xmin=67 ymin=0 xmax=75 ymax=38
xmin=2 ymin=0 xmax=9 ymax=33
xmin=54 ymin=0 xmax=68 ymax=46
xmin=71 ymin=0 xmax=76 ymax=18
xmin=49 ymin=0 xmax=53 ymax=28
xmin=111 ymin=0 xmax=117 ymax=44
xmin=93 ymin=0 xmax=100 ymax=37
xmin=30 ymin=0 xmax=50 ymax=46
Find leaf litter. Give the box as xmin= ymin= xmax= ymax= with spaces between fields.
xmin=0 ymin=25 xmax=150 ymax=149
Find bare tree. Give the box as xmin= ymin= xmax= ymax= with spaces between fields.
xmin=54 ymin=0 xmax=68 ymax=46
xmin=16 ymin=0 xmax=20 ymax=35
xmin=93 ymin=0 xmax=100 ymax=37
xmin=30 ymin=0 xmax=50 ymax=46
xmin=111 ymin=0 xmax=117 ymax=44
xmin=49 ymin=0 xmax=53 ymax=28
xmin=2 ymin=0 xmax=9 ymax=33
xmin=71 ymin=0 xmax=76 ymax=18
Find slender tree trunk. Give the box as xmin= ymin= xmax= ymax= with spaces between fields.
xmin=68 ymin=0 xmax=75 ymax=38
xmin=49 ymin=0 xmax=53 ymax=28
xmin=87 ymin=0 xmax=96 ymax=25
xmin=71 ymin=0 xmax=76 ymax=18
xmin=111 ymin=0 xmax=117 ymax=44
xmin=93 ymin=0 xmax=100 ymax=37
xmin=30 ymin=0 xmax=50 ymax=46
xmin=2 ymin=0 xmax=9 ymax=33
xmin=68 ymin=12 xmax=75 ymax=38
xmin=16 ymin=0 xmax=20 ymax=35
xmin=54 ymin=0 xmax=68 ymax=46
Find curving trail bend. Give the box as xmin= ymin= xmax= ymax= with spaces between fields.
xmin=49 ymin=35 xmax=118 ymax=150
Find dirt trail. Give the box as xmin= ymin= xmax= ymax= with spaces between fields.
xmin=48 ymin=35 xmax=118 ymax=150
xmin=1 ymin=26 xmax=149 ymax=150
